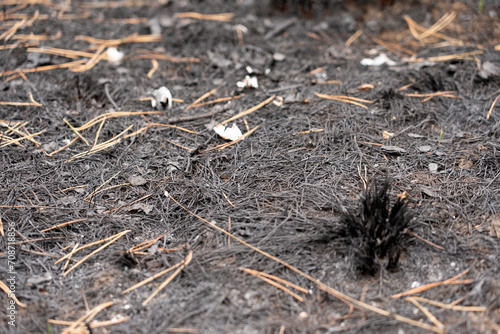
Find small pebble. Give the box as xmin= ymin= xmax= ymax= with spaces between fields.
xmin=418 ymin=145 xmax=432 ymax=153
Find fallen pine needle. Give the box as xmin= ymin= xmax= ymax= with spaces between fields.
xmin=407 ymin=296 xmax=487 ymax=312
xmin=63 ymin=118 xmax=90 ymax=145
xmin=122 ymin=254 xmax=187 ymax=295
xmin=315 ymin=92 xmax=373 ymax=109
xmin=404 ymin=228 xmax=444 ymax=251
xmin=406 ymin=297 xmax=444 ymax=329
xmin=174 ymin=12 xmax=234 ymax=22
xmin=84 ymin=171 xmax=121 ymax=200
xmin=55 ymin=231 xmax=129 ymax=265
xmin=60 ymin=301 xmax=114 ymax=334
xmin=63 ymin=230 xmax=130 ymax=276
xmin=147 ymin=59 xmax=158 ymax=78
xmin=165 ymin=192 xmax=445 ymax=333
xmin=0 ymin=59 xmax=87 ymax=79
xmin=293 ymin=129 xmax=324 ymax=135
xmin=63 ymin=243 xmax=79 ymax=271
xmin=241 ymin=267 xmax=309 ymax=294
xmin=27 ymin=46 xmax=96 ymax=59
xmin=41 ymin=218 xmax=87 ymax=232
xmin=127 ymin=233 xmax=165 ymax=254
xmin=190 ymin=94 xmax=245 ymax=108
xmin=186 ymin=88 xmax=217 ymax=110
xmin=0 ymin=129 xmax=46 ymax=148
xmin=486 ymin=93 xmax=499 ymax=120
xmin=148 ymin=123 xmax=199 ymax=134
xmin=103 ymin=193 xmax=152 ymax=213
xmin=241 ymin=267 xmax=305 ymax=302
xmin=49 ymin=316 xmax=129 ymax=329
xmin=217 ymin=95 xmax=275 ymax=127
xmin=142 ymin=251 xmax=193 ymax=306
xmin=66 ymin=125 xmax=133 ymax=162
xmin=75 ymin=111 xmax=161 ymax=131
xmin=0 ymin=280 xmax=27 ymax=308
xmin=0 ymin=91 xmax=42 ymax=106
xmin=345 ymin=29 xmax=362 ymax=47
xmin=75 ymin=33 xmax=161 ymax=49
xmin=392 ymin=268 xmax=470 ymax=299
xmin=222 ymin=191 xmax=236 ymax=208
xmin=164 ymin=138 xmax=194 ymax=151
xmin=46 ymin=137 xmax=79 ymax=157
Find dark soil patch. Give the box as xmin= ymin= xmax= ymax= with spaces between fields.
xmin=1 ymin=0 xmax=499 ymax=333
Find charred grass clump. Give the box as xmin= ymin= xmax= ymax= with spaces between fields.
xmin=343 ymin=176 xmax=413 ymax=275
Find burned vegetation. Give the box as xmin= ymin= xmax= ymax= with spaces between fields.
xmin=1 ymin=0 xmax=500 ymax=333
xmin=343 ymin=177 xmax=413 ymax=275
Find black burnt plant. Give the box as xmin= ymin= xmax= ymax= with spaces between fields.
xmin=344 ymin=177 xmax=413 ymax=276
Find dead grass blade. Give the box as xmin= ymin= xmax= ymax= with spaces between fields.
xmin=392 ymin=269 xmax=470 ymax=299
xmin=0 ymin=280 xmax=27 ymax=308
xmin=142 ymin=251 xmax=193 ymax=306
xmin=217 ymin=95 xmax=275 ymax=127
xmin=62 ymin=230 xmax=130 ymax=276
xmin=174 ymin=12 xmax=234 ymax=22
xmin=166 ymin=193 xmax=445 ymax=334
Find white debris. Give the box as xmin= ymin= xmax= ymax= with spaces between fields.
xmin=151 ymin=86 xmax=172 ymax=109
xmin=214 ymin=123 xmax=243 ymax=141
xmin=106 ymin=47 xmax=124 ymax=65
xmin=360 ymin=53 xmax=397 ymax=67
xmin=237 ymin=75 xmax=259 ymax=89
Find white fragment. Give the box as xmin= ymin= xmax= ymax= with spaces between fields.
xmin=361 ymin=53 xmax=397 ymax=67
xmin=214 ymin=123 xmax=243 ymax=141
xmin=237 ymin=75 xmax=258 ymax=89
xmin=411 ymin=281 xmax=420 ymax=289
xmin=428 ymin=162 xmax=438 ymax=173
xmin=151 ymin=86 xmax=172 ymax=109
xmin=106 ymin=47 xmax=124 ymax=65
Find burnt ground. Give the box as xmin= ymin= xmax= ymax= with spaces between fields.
xmin=1 ymin=0 xmax=500 ymax=333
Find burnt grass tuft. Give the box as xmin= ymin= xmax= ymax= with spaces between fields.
xmin=344 ymin=176 xmax=413 ymax=275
